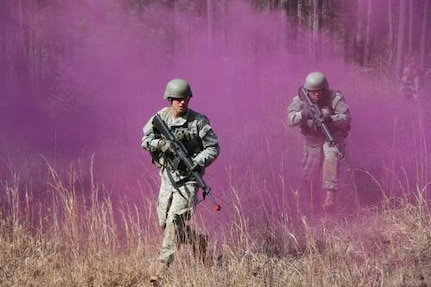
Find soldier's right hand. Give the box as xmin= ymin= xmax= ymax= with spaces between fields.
xmin=151 ymin=139 xmax=171 ymax=152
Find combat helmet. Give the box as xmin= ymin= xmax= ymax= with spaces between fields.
xmin=163 ymin=79 xmax=193 ymax=99
xmin=304 ymin=72 xmax=329 ymax=91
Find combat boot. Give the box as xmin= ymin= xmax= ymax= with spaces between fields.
xmin=149 ymin=262 xmax=169 ymax=284
xmin=323 ymin=190 xmax=336 ymax=212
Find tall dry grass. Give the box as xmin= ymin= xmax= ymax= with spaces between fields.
xmin=1 ymin=73 xmax=430 ymax=285
xmin=1 ymin=153 xmax=430 ymax=287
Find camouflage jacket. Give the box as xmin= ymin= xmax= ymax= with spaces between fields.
xmin=141 ymin=107 xmax=220 ymax=175
xmin=287 ymin=89 xmax=351 ymax=141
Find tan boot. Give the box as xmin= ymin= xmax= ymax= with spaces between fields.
xmin=149 ymin=262 xmax=169 ymax=284
xmin=323 ymin=190 xmax=336 ymax=212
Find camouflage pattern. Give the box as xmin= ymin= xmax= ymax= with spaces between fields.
xmin=142 ymin=107 xmax=219 ymax=265
xmin=287 ymin=89 xmax=351 ymax=193
xmin=400 ymin=66 xmax=420 ymax=99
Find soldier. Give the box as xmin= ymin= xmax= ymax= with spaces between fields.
xmin=141 ymin=78 xmax=220 ymax=283
xmin=287 ymin=72 xmax=351 ymax=213
xmin=400 ymin=54 xmax=421 ymax=100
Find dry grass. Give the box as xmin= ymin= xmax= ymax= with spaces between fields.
xmin=1 ymin=155 xmax=430 ymax=287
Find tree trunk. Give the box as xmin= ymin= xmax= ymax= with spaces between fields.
xmin=395 ymin=0 xmax=407 ymax=77
xmin=0 ymin=1 xmax=10 ymax=97
xmin=355 ymin=0 xmax=364 ymax=65
xmin=388 ymin=0 xmax=393 ymax=62
xmin=364 ymin=0 xmax=372 ymax=64
xmin=419 ymin=0 xmax=428 ymax=70
xmin=407 ymin=0 xmax=413 ymax=54
xmin=279 ymin=0 xmax=290 ymax=52
xmin=311 ymin=0 xmax=322 ymax=64
xmin=207 ymin=0 xmax=213 ymax=57
xmin=17 ymin=0 xmax=31 ymax=97
xmin=297 ymin=0 xmax=304 ymax=52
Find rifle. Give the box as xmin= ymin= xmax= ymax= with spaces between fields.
xmin=152 ymin=114 xmax=221 ymax=212
xmin=299 ymin=87 xmax=344 ymax=158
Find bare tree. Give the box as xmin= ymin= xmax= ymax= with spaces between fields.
xmin=364 ymin=0 xmax=372 ymax=64
xmin=387 ymin=0 xmax=394 ymax=62
xmin=207 ymin=0 xmax=213 ymax=57
xmin=354 ymin=0 xmax=365 ymax=64
xmin=297 ymin=0 xmax=304 ymax=53
xmin=395 ymin=0 xmax=407 ymax=77
xmin=419 ymin=0 xmax=428 ymax=70
xmin=407 ymin=0 xmax=413 ymax=55
xmin=311 ymin=0 xmax=322 ymax=64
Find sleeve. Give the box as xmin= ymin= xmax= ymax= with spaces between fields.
xmin=141 ymin=115 xmax=161 ymax=152
xmin=287 ymin=95 xmax=304 ymax=127
xmin=192 ymin=115 xmax=220 ymax=168
xmin=330 ymin=92 xmax=351 ymax=134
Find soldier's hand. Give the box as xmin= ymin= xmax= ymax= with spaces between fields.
xmin=157 ymin=139 xmax=172 ymax=152
xmin=191 ymin=161 xmax=203 ymax=173
xmin=306 ymin=119 xmax=318 ymax=130
xmin=320 ymin=107 xmax=332 ymax=124
xmin=320 ymin=114 xmax=332 ymax=124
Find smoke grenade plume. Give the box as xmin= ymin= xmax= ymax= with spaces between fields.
xmin=0 ymin=0 xmax=429 ymax=237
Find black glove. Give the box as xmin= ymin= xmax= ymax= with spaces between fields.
xmin=320 ymin=114 xmax=332 ymax=124
xmin=191 ymin=161 xmax=202 ymax=173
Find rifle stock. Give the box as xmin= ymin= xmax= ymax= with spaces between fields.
xmin=299 ymin=87 xmax=344 ymax=158
xmin=152 ymin=114 xmax=221 ymax=211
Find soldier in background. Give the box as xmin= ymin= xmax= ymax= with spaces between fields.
xmin=141 ymin=79 xmax=220 ymax=284
xmin=287 ymin=72 xmax=351 ymax=213
xmin=400 ymin=55 xmax=421 ymax=100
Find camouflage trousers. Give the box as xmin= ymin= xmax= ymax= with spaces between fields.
xmin=156 ymin=169 xmax=199 ymax=265
xmin=302 ymin=140 xmax=341 ymax=191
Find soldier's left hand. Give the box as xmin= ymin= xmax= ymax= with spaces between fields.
xmin=191 ymin=161 xmax=202 ymax=173
xmin=320 ymin=114 xmax=332 ymax=124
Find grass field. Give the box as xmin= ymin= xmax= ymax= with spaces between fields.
xmin=1 ymin=71 xmax=430 ymax=286
xmin=1 ymin=156 xmax=430 ymax=286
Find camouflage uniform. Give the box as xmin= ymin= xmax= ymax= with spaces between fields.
xmin=142 ymin=106 xmax=219 ymax=266
xmin=287 ymin=89 xmax=351 ymax=210
xmin=400 ymin=66 xmax=420 ymax=99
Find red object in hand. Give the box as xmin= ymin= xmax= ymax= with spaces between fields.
xmin=213 ymin=205 xmax=221 ymax=212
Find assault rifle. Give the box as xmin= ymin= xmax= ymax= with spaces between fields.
xmin=299 ymin=87 xmax=344 ymax=158
xmin=152 ymin=114 xmax=221 ymax=211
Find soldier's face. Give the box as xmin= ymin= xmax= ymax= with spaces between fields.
xmin=308 ymin=89 xmax=325 ymax=103
xmin=171 ymin=97 xmax=190 ymax=117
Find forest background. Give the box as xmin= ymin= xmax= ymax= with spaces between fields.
xmin=0 ymin=0 xmax=431 ymax=286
